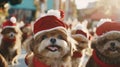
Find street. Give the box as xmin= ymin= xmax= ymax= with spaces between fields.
xmin=8 ymin=49 xmax=27 ymax=67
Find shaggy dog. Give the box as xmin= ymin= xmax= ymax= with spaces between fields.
xmin=0 ymin=27 xmax=22 ymax=65
xmin=71 ymin=25 xmax=90 ymax=67
xmin=86 ymin=22 xmax=120 ymax=67
xmin=25 ymin=9 xmax=76 ymax=67
xmin=26 ymin=29 xmax=76 ymax=67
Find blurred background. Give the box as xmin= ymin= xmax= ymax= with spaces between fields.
xmin=0 ymin=0 xmax=120 ymax=67
xmin=1 ymin=0 xmax=120 ymax=29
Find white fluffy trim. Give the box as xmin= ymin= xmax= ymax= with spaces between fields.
xmin=34 ymin=26 xmax=68 ymax=38
xmin=10 ymin=16 xmax=16 ymax=23
xmin=97 ymin=18 xmax=111 ymax=27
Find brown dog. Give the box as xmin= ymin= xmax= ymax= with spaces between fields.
xmin=86 ymin=21 xmax=120 ymax=67
xmin=25 ymin=10 xmax=76 ymax=67
xmin=0 ymin=26 xmax=22 ymax=65
xmin=71 ymin=24 xmax=90 ymax=67
xmin=26 ymin=29 xmax=76 ymax=67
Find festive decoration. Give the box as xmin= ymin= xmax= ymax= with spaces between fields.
xmin=2 ymin=17 xmax=17 ymax=29
xmin=33 ymin=9 xmax=68 ymax=37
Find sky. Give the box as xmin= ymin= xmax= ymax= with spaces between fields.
xmin=75 ymin=0 xmax=97 ymax=9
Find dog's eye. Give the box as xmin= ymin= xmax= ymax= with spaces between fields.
xmin=58 ymin=35 xmax=63 ymax=39
xmin=41 ymin=35 xmax=47 ymax=40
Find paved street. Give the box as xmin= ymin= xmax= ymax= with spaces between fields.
xmin=8 ymin=49 xmax=27 ymax=67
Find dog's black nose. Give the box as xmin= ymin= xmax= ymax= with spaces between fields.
xmin=110 ymin=42 xmax=115 ymax=47
xmin=50 ymin=38 xmax=56 ymax=44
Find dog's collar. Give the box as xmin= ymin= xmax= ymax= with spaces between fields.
xmin=33 ymin=56 xmax=50 ymax=67
xmin=93 ymin=50 xmax=120 ymax=67
xmin=72 ymin=51 xmax=82 ymax=58
xmin=3 ymin=37 xmax=16 ymax=42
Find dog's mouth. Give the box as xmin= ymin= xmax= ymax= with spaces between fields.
xmin=46 ymin=45 xmax=61 ymax=52
xmin=108 ymin=47 xmax=117 ymax=52
xmin=108 ymin=46 xmax=120 ymax=52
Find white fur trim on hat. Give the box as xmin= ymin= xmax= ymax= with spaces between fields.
xmin=34 ymin=26 xmax=68 ymax=38
xmin=73 ymin=23 xmax=89 ymax=38
xmin=2 ymin=26 xmax=16 ymax=29
xmin=97 ymin=18 xmax=112 ymax=27
xmin=47 ymin=9 xmax=61 ymax=18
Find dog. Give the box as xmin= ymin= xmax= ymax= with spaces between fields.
xmin=86 ymin=22 xmax=120 ymax=67
xmin=71 ymin=23 xmax=91 ymax=67
xmin=25 ymin=29 xmax=76 ymax=67
xmin=25 ymin=9 xmax=77 ymax=67
xmin=0 ymin=27 xmax=22 ymax=65
xmin=72 ymin=30 xmax=89 ymax=67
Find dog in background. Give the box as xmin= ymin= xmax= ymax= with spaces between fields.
xmin=86 ymin=21 xmax=120 ymax=67
xmin=25 ymin=9 xmax=76 ymax=67
xmin=71 ymin=23 xmax=92 ymax=67
xmin=0 ymin=17 xmax=22 ymax=65
xmin=20 ymin=23 xmax=32 ymax=43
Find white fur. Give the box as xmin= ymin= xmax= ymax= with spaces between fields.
xmin=33 ymin=27 xmax=68 ymax=38
xmin=97 ymin=18 xmax=112 ymax=27
xmin=38 ymin=37 xmax=70 ymax=58
xmin=79 ymin=48 xmax=93 ymax=67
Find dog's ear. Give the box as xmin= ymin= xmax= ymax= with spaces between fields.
xmin=1 ymin=29 xmax=6 ymax=34
xmin=23 ymin=36 xmax=34 ymax=52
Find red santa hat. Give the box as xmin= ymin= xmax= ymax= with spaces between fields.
xmin=33 ymin=9 xmax=68 ymax=37
xmin=72 ymin=23 xmax=89 ymax=39
xmin=2 ymin=16 xmax=17 ymax=29
xmin=96 ymin=21 xmax=120 ymax=36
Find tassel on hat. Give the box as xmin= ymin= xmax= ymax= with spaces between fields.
xmin=2 ymin=16 xmax=17 ymax=29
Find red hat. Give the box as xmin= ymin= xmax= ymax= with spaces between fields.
xmin=96 ymin=21 xmax=120 ymax=36
xmin=33 ymin=10 xmax=68 ymax=37
xmin=72 ymin=23 xmax=89 ymax=38
xmin=2 ymin=17 xmax=17 ymax=29
xmin=75 ymin=30 xmax=87 ymax=38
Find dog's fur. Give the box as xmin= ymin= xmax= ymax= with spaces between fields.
xmin=25 ymin=29 xmax=76 ymax=67
xmin=86 ymin=31 xmax=120 ymax=67
xmin=20 ymin=23 xmax=32 ymax=43
xmin=0 ymin=54 xmax=8 ymax=67
xmin=71 ymin=30 xmax=89 ymax=67
xmin=0 ymin=27 xmax=22 ymax=65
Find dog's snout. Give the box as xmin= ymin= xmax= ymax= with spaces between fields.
xmin=110 ymin=42 xmax=115 ymax=47
xmin=50 ymin=38 xmax=56 ymax=44
xmin=10 ymin=34 xmax=14 ymax=36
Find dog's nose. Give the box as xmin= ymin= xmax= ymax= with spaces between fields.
xmin=50 ymin=38 xmax=56 ymax=44
xmin=110 ymin=42 xmax=115 ymax=47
